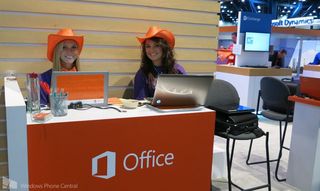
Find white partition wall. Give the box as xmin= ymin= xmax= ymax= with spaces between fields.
xmin=215 ymin=68 xmax=291 ymax=110
xmin=4 ymin=77 xmax=28 ymax=191
xmin=287 ymin=101 xmax=320 ymax=191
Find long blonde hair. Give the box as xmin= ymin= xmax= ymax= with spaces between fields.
xmin=52 ymin=41 xmax=80 ymax=71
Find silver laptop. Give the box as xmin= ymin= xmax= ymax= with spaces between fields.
xmin=51 ymin=71 xmax=109 ymax=106
xmin=150 ymin=74 xmax=213 ymax=110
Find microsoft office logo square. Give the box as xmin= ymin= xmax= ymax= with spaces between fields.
xmin=92 ymin=151 xmax=116 ymax=179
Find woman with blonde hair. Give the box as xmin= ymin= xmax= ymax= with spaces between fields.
xmin=40 ymin=28 xmax=84 ymax=105
xmin=134 ymin=26 xmax=186 ymax=100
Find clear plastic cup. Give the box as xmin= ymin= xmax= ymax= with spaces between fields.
xmin=50 ymin=94 xmax=68 ymax=117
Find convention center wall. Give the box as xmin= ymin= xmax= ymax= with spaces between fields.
xmin=0 ymin=0 xmax=220 ymax=177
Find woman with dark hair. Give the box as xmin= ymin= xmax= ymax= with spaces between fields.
xmin=134 ymin=26 xmax=186 ymax=100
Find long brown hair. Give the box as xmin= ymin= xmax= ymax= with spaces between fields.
xmin=140 ymin=37 xmax=177 ymax=77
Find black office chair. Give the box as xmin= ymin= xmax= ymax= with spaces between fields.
xmin=247 ymin=77 xmax=294 ymax=182
xmin=205 ymin=79 xmax=271 ymax=191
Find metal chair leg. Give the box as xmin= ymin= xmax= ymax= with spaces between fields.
xmin=226 ymin=138 xmax=232 ymax=191
xmin=279 ymin=121 xmax=282 ymax=144
xmin=225 ymin=135 xmax=271 ymax=191
xmin=265 ymin=132 xmax=271 ymax=191
xmin=246 ymin=139 xmax=254 ymax=165
xmin=230 ymin=139 xmax=236 ymax=168
xmin=246 ymin=138 xmax=278 ymax=165
xmin=275 ymin=120 xmax=289 ymax=182
xmin=246 ymin=119 xmax=290 ymax=167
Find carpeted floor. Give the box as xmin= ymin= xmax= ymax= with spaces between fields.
xmin=211 ymin=116 xmax=300 ymax=191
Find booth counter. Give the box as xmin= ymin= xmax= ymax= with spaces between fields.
xmin=215 ymin=65 xmax=292 ymax=109
xmin=303 ymin=65 xmax=320 ymax=78
xmin=5 ymin=77 xmax=216 ymax=191
xmin=287 ymin=96 xmax=320 ymax=191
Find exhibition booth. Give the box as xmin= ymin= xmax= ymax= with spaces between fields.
xmin=4 ymin=77 xmax=216 ymax=191
xmin=2 ymin=4 xmax=320 ymax=190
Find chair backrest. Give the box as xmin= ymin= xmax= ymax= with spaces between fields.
xmin=260 ymin=77 xmax=293 ymax=114
xmin=205 ymin=79 xmax=240 ymax=109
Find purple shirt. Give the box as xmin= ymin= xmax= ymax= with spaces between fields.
xmin=134 ymin=64 xmax=186 ymax=100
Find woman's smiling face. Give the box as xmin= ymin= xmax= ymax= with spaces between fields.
xmin=145 ymin=39 xmax=163 ymax=66
xmin=59 ymin=40 xmax=79 ymax=65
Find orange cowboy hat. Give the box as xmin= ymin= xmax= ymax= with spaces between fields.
xmin=47 ymin=28 xmax=84 ymax=61
xmin=137 ymin=26 xmax=175 ymax=49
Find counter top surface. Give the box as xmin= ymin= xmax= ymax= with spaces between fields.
xmin=304 ymin=65 xmax=320 ymax=72
xmin=288 ymin=95 xmax=320 ymax=107
xmin=216 ymin=65 xmax=292 ymax=76
xmin=27 ymin=106 xmax=213 ymax=125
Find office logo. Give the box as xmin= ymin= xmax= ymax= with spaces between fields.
xmin=92 ymin=151 xmax=116 ymax=179
xmin=92 ymin=150 xmax=174 ymax=180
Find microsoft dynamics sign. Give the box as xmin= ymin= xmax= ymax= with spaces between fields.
xmin=272 ymin=16 xmax=315 ymax=27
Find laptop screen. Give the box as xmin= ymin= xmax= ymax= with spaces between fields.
xmin=51 ymin=71 xmax=109 ymax=104
xmin=151 ymin=74 xmax=213 ymax=107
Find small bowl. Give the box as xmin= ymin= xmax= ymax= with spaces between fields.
xmin=122 ymin=99 xmax=139 ymax=109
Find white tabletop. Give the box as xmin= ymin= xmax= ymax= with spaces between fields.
xmin=27 ymin=105 xmax=213 ymax=125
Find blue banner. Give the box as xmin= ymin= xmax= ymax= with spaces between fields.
xmin=240 ymin=12 xmax=273 ymax=33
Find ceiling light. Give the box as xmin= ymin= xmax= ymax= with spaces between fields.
xmin=284 ymin=6 xmax=287 ymax=9
xmin=257 ymin=5 xmax=261 ymax=9
xmin=241 ymin=0 xmax=245 ymax=2
xmin=293 ymin=2 xmax=296 ymax=4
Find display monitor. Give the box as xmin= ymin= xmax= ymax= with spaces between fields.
xmin=244 ymin=32 xmax=270 ymax=52
xmin=51 ymin=71 xmax=109 ymax=105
